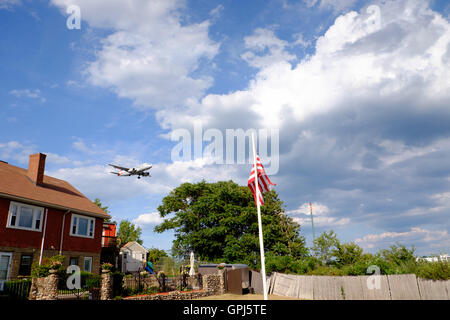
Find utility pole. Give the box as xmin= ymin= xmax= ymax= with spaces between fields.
xmin=309 ymin=202 xmax=316 ymax=243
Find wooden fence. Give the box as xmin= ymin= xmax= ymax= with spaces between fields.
xmin=261 ymin=272 xmax=450 ymax=300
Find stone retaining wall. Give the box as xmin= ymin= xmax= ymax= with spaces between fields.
xmin=123 ymin=274 xmax=225 ymax=300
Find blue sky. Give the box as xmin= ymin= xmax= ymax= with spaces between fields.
xmin=1 ymin=0 xmax=450 ymax=256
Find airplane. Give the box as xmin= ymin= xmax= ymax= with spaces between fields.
xmin=109 ymin=163 xmax=152 ymax=179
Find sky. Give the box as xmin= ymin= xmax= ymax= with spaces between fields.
xmin=1 ymin=0 xmax=450 ymax=257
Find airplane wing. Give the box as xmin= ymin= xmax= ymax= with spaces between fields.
xmin=108 ymin=164 xmax=130 ymax=171
xmin=110 ymin=172 xmax=119 ymax=175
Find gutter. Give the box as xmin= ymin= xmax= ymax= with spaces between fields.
xmin=59 ymin=210 xmax=71 ymax=255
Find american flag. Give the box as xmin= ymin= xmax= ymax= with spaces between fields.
xmin=248 ymin=155 xmax=276 ymax=206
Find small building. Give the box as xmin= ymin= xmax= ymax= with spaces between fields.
xmin=0 ymin=153 xmax=110 ymax=290
xmin=119 ymin=241 xmax=147 ymax=274
xmin=198 ymin=263 xmax=250 ymax=289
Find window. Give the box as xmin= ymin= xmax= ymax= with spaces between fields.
xmin=69 ymin=257 xmax=78 ymax=266
xmin=84 ymin=257 xmax=92 ymax=273
xmin=18 ymin=255 xmax=33 ymax=276
xmin=123 ymin=253 xmax=127 ymax=260
xmin=70 ymin=214 xmax=95 ymax=238
xmin=7 ymin=202 xmax=43 ymax=232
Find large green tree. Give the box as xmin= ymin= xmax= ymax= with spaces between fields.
xmin=154 ymin=180 xmax=307 ymax=267
xmin=117 ymin=220 xmax=143 ymax=247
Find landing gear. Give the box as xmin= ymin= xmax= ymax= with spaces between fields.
xmin=138 ymin=176 xmax=141 ymax=179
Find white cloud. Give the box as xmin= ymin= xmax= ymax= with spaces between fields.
xmin=241 ymin=28 xmax=296 ymax=68
xmin=10 ymin=89 xmax=46 ymax=103
xmin=133 ymin=212 xmax=164 ymax=228
xmin=287 ymin=202 xmax=350 ymax=227
xmin=0 ymin=141 xmax=36 ymax=164
xmin=51 ymin=0 xmax=219 ymax=109
xmin=355 ymin=227 xmax=450 ymax=252
xmin=0 ymin=0 xmax=20 ymax=10
xmin=303 ymin=0 xmax=358 ymax=12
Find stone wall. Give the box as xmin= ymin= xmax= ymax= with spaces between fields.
xmin=29 ymin=271 xmax=58 ymax=300
xmin=123 ymin=290 xmax=209 ymax=300
xmin=123 ymin=273 xmax=226 ymax=300
xmin=203 ymin=273 xmax=224 ymax=295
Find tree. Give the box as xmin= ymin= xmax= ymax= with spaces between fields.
xmin=154 ymin=180 xmax=308 ymax=267
xmin=117 ymin=220 xmax=143 ymax=247
xmin=147 ymin=247 xmax=168 ymax=264
xmin=93 ymin=198 xmax=111 ymax=222
xmin=332 ymin=242 xmax=364 ymax=266
xmin=312 ymin=230 xmax=340 ymax=265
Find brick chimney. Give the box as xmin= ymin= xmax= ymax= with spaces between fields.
xmin=27 ymin=153 xmax=46 ymax=185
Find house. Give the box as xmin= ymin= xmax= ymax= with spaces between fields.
xmin=0 ymin=153 xmax=110 ymax=289
xmin=119 ymin=241 xmax=147 ymax=274
xmin=100 ymin=221 xmax=119 ymax=268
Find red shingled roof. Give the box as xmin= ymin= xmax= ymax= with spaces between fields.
xmin=0 ymin=161 xmax=110 ymax=219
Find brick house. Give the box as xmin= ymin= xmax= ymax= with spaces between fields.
xmin=0 ymin=153 xmax=110 ymax=288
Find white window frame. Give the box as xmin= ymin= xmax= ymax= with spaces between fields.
xmin=70 ymin=214 xmax=95 ymax=239
xmin=6 ymin=201 xmax=44 ymax=232
xmin=83 ymin=257 xmax=92 ymax=273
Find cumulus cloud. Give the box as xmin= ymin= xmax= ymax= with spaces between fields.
xmin=133 ymin=212 xmax=164 ymax=228
xmin=287 ymin=202 xmax=351 ymax=228
xmin=355 ymin=227 xmax=450 ymax=253
xmin=51 ymin=0 xmax=219 ymax=109
xmin=0 ymin=141 xmax=36 ymax=164
xmin=241 ymin=28 xmax=297 ymax=68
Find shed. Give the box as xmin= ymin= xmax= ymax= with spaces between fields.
xmin=198 ymin=263 xmax=249 ymax=289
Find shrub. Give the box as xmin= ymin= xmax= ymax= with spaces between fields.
xmin=415 ymin=261 xmax=450 ymax=280
xmin=86 ymin=274 xmax=101 ymax=289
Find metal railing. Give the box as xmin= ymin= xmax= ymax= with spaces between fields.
xmin=0 ymin=278 xmax=32 ymax=300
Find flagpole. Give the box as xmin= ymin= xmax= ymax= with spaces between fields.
xmin=251 ymin=132 xmax=268 ymax=300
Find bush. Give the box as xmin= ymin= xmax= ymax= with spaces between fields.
xmin=112 ymin=271 xmax=124 ymax=297
xmin=415 ymin=261 xmax=450 ymax=280
xmin=31 ymin=263 xmax=51 ymax=278
xmin=85 ymin=275 xmax=101 ymax=289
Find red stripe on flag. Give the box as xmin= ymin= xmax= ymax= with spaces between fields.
xmin=248 ymin=154 xmax=275 ymax=206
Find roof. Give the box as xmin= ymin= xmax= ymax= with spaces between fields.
xmin=0 ymin=161 xmax=110 ymax=219
xmin=120 ymin=241 xmax=147 ymax=253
